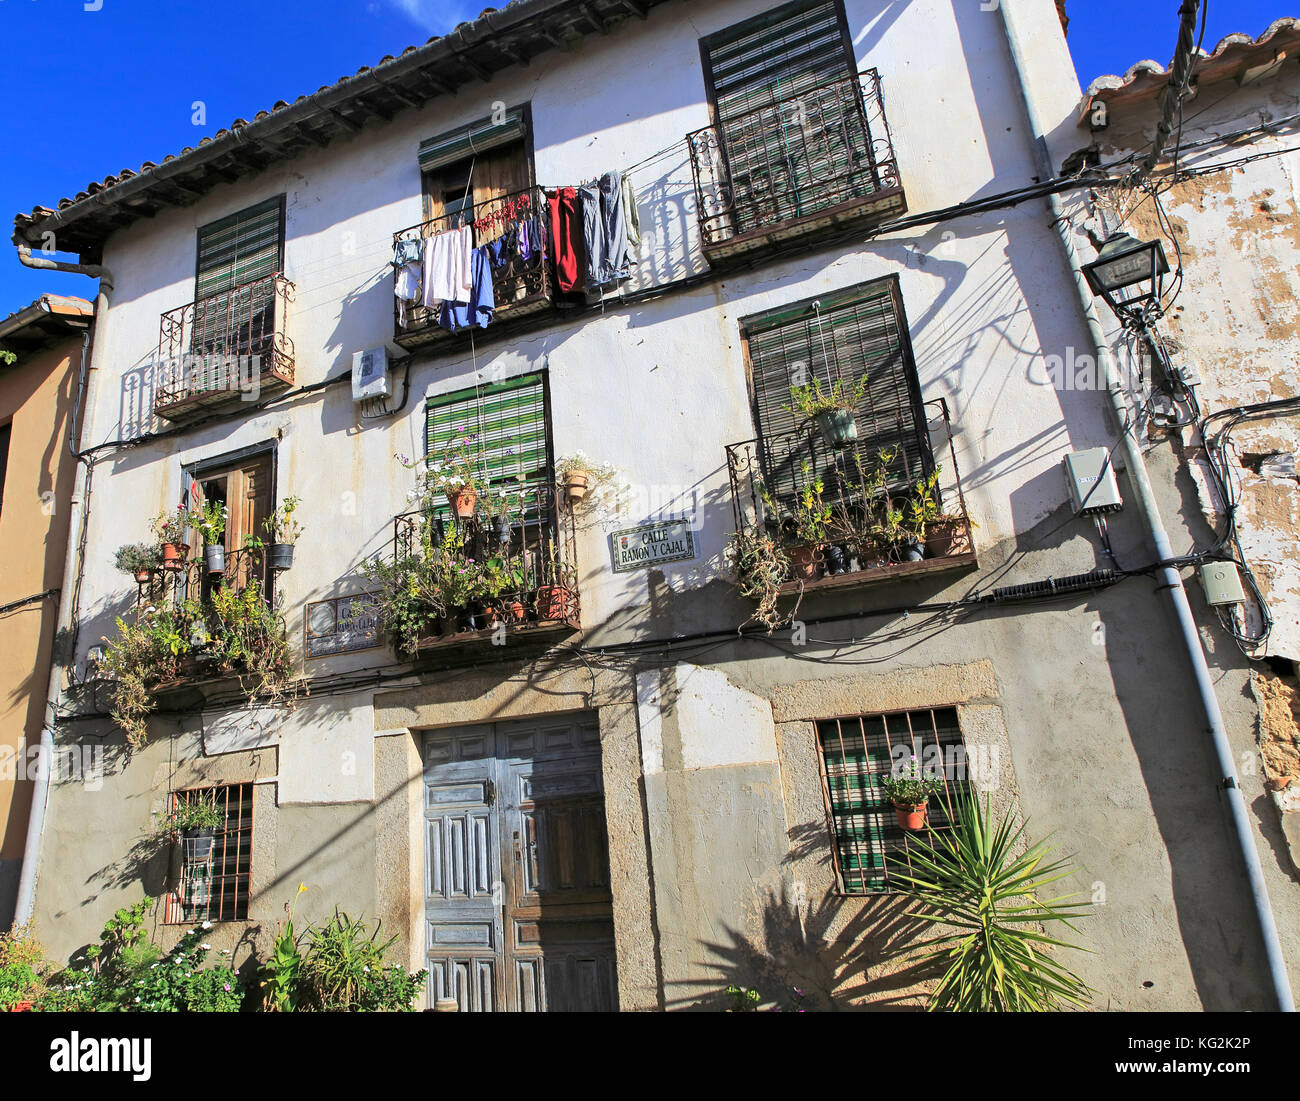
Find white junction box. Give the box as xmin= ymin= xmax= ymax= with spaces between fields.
xmin=352 ymin=346 xmax=391 ymax=401
xmin=1201 ymin=561 xmax=1246 ymax=606
xmin=1064 ymin=447 xmax=1123 ymax=515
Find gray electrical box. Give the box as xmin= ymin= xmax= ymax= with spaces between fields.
xmin=1201 ymin=561 xmax=1246 ymax=606
xmin=1063 ymin=448 xmax=1123 ymax=515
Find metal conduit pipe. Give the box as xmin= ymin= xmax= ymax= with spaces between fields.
xmin=996 ymin=1 xmax=1294 ymax=1011
xmin=11 ymin=245 xmax=112 ymax=927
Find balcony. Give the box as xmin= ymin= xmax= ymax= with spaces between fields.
xmin=392 ymin=186 xmax=553 ymax=352
xmin=379 ymin=486 xmax=580 ymax=658
xmin=726 ymin=399 xmax=976 ymax=599
xmin=688 ymin=69 xmax=906 ymax=262
xmin=155 ymin=273 xmax=295 ymax=422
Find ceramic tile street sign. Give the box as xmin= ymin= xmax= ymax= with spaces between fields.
xmin=305 ymin=593 xmax=381 ymax=658
xmin=609 ymin=519 xmax=696 ymax=573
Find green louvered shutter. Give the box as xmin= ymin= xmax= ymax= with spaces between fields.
xmin=418 ymin=107 xmax=528 ymax=174
xmin=701 ymin=0 xmax=874 ymax=232
xmin=191 ymin=197 xmax=284 ymax=361
xmin=744 ymin=278 xmax=931 ymax=505
xmin=425 ymin=373 xmax=551 ymax=522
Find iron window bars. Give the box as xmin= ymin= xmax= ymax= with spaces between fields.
xmin=165 ymin=783 xmax=253 ymax=924
xmin=816 ymin=708 xmax=969 ymax=893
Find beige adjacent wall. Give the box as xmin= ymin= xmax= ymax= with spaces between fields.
xmin=0 ymin=335 xmax=80 ymax=922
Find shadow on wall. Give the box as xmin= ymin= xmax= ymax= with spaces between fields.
xmin=662 ymin=875 xmax=935 ymax=1012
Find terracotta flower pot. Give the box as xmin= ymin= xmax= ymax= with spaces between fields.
xmin=1265 ymin=775 xmax=1293 ymax=792
xmin=134 ymin=568 xmax=153 ymax=585
xmin=446 ymin=486 xmax=478 ymax=519
xmin=160 ymin=542 xmax=188 ymax=571
xmin=535 ymin=585 xmax=573 ymax=620
xmin=563 ymin=471 xmax=590 ymax=503
xmin=893 ymin=801 xmax=929 ymax=831
xmin=925 ymin=519 xmax=968 ymax=558
xmin=507 ymin=599 xmax=527 ymax=624
xmin=8 ymin=1000 xmax=34 ymax=1013
xmin=789 ymin=545 xmax=822 ymax=582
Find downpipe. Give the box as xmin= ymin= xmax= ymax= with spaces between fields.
xmin=996 ymin=2 xmax=1294 ymax=1011
xmin=11 ymin=246 xmax=112 ymax=927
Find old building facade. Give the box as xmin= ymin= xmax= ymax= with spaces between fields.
xmin=10 ymin=0 xmax=1298 ymax=1010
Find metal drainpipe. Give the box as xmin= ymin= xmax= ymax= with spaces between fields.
xmin=12 ymin=245 xmax=112 ymax=928
xmin=996 ymin=3 xmax=1294 ymax=1011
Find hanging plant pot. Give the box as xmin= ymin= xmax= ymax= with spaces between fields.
xmin=446 ymin=485 xmax=478 ymax=519
xmin=535 ymin=584 xmax=574 ymax=621
xmin=813 ymin=409 xmax=858 ymax=449
xmin=160 ymin=542 xmax=188 ymax=571
xmin=204 ymin=543 xmax=226 ymax=575
xmin=563 ymin=470 xmax=590 ymax=504
xmin=182 ymin=826 xmax=217 ymax=863
xmin=267 ymin=543 xmax=295 ymax=571
xmin=496 ymin=516 xmax=512 ymax=546
xmin=134 ymin=568 xmax=154 ymax=585
xmin=893 ymin=801 xmax=929 ymax=831
xmin=789 ymin=545 xmax=823 ymax=582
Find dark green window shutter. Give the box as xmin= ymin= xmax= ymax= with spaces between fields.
xmin=425 ymin=373 xmax=551 ymax=521
xmin=418 ymin=107 xmax=528 ymax=174
xmin=196 ymin=196 xmax=284 ymax=298
xmin=700 ymin=0 xmax=877 ymax=232
xmin=818 ymin=709 xmax=966 ymax=893
xmin=743 ymin=278 xmax=930 ymax=503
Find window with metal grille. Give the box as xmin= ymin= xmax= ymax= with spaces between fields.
xmin=700 ymin=0 xmax=875 ymax=233
xmin=165 ymin=783 xmax=253 ymax=924
xmin=742 ymin=276 xmax=931 ymax=504
xmin=192 ymin=197 xmax=285 ymax=359
xmin=425 ymin=372 xmax=553 ymax=524
xmin=816 ymin=708 xmax=969 ymax=893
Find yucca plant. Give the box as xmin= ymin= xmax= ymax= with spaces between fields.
xmin=890 ymin=791 xmax=1093 ymax=1011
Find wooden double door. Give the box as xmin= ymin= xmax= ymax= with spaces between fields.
xmin=423 ymin=715 xmax=618 ymax=1012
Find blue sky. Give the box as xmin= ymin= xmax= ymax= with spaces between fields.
xmin=1 ymin=0 xmax=1294 ymax=316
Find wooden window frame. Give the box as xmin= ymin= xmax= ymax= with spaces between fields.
xmin=814 ymin=707 xmax=970 ymax=895
xmin=418 ymin=103 xmax=537 ymax=226
xmin=164 ymin=782 xmax=255 ymax=924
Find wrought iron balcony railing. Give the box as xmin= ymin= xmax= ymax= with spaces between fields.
xmin=383 ymin=484 xmax=580 ymax=654
xmin=688 ymin=69 xmax=906 ymax=259
xmin=392 ymin=185 xmax=552 ymax=351
xmin=155 ymin=273 xmax=295 ymax=421
xmin=726 ymin=399 xmax=976 ymax=595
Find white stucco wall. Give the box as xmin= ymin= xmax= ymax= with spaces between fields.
xmin=74 ymin=0 xmax=1106 ymax=694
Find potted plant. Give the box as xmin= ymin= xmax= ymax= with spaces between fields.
xmin=762 ymin=467 xmax=831 ymax=582
xmin=115 ymin=543 xmax=160 ymax=585
xmin=151 ymin=507 xmax=191 ymax=571
xmin=786 ymin=376 xmax=869 ymax=450
xmin=727 ymin=528 xmax=790 ymax=632
xmin=153 ymin=793 xmax=224 ymax=863
xmin=880 ymin=754 xmax=944 ymax=830
xmin=420 ymin=441 xmax=485 ymax=520
xmin=534 ymin=544 xmax=577 ymax=621
xmin=554 ymin=452 xmax=619 ymax=508
xmin=195 ymin=500 xmax=228 ymax=575
xmin=264 ymin=495 xmax=303 ymax=571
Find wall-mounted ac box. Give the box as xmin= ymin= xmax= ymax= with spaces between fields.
xmin=1201 ymin=561 xmax=1246 ymax=606
xmin=352 ymin=347 xmax=391 ymax=402
xmin=1064 ymin=448 xmax=1123 ymax=515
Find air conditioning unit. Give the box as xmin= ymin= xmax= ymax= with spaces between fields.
xmin=352 ymin=347 xmax=391 ymax=402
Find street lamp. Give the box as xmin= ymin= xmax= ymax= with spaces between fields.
xmin=1082 ymin=232 xmax=1169 ymax=323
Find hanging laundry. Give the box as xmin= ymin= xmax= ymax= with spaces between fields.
xmin=547 ymin=186 xmax=585 ymax=294
xmin=392 ymin=237 xmax=423 ymax=327
xmin=422 ymin=225 xmax=474 ymax=309
xmin=581 ymin=170 xmax=634 ymax=293
xmin=438 ymin=246 xmax=495 ymax=333
xmin=621 ymin=172 xmax=642 ymax=248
